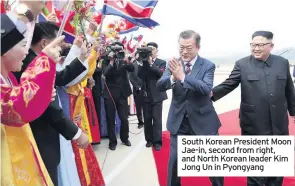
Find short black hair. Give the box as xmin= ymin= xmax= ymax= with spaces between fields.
xmin=179 ymin=30 xmax=201 ymax=46
xmin=31 ymin=21 xmax=59 ymax=46
xmin=147 ymin=42 xmax=158 ymax=49
xmin=111 ymin=42 xmax=124 ymax=49
xmin=252 ymin=31 xmax=273 ymax=40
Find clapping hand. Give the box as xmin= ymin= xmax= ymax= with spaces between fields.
xmin=169 ymin=57 xmax=185 ymax=81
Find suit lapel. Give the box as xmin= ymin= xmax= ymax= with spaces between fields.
xmin=182 ymin=56 xmax=203 ymax=94
xmin=180 ymin=55 xmax=203 ymax=76
xmin=190 ymin=56 xmax=203 ymax=76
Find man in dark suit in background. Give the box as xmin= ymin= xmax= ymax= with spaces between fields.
xmin=157 ymin=30 xmax=224 ymax=186
xmin=211 ymin=31 xmax=295 ymax=186
xmin=92 ymin=60 xmax=103 ymax=124
xmin=13 ymin=21 xmax=90 ymax=186
xmin=129 ymin=52 xmax=144 ymax=129
xmin=138 ymin=42 xmax=167 ymax=151
xmin=102 ymin=42 xmax=134 ymax=150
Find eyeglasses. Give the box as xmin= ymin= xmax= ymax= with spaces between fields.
xmin=179 ymin=46 xmax=193 ymax=52
xmin=250 ymin=43 xmax=272 ymax=49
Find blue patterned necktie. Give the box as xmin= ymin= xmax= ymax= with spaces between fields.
xmin=185 ymin=62 xmax=192 ymax=75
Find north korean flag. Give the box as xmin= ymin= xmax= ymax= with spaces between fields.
xmin=118 ymin=19 xmax=139 ymax=34
xmin=102 ymin=0 xmax=159 ymax=28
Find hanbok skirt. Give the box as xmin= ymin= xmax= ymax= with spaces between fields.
xmin=84 ymin=87 xmax=101 ymax=143
xmin=56 ymin=87 xmax=81 ymax=186
xmin=69 ymin=94 xmax=105 ymax=186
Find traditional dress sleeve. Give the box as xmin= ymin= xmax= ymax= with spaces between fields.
xmin=80 ymin=49 xmax=99 ymax=88
xmin=67 ymin=49 xmax=98 ymax=96
xmin=86 ymin=49 xmax=99 ymax=77
xmin=1 ymin=52 xmax=56 ymax=126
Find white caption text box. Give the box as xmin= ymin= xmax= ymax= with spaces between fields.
xmin=177 ymin=135 xmax=294 ymax=177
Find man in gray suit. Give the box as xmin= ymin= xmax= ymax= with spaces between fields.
xmin=157 ymin=30 xmax=224 ymax=186
xmin=211 ymin=31 xmax=295 ymax=186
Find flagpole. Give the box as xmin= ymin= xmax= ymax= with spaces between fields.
xmin=57 ymin=0 xmax=74 ymax=37
xmin=98 ymin=0 xmax=106 ymax=37
xmin=98 ymin=15 xmax=105 ymax=35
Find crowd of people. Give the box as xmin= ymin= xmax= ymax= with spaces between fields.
xmin=1 ymin=1 xmax=168 ymax=185
xmin=2 ymin=1 xmax=295 ymax=186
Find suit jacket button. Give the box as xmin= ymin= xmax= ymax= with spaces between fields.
xmin=271 ymin=105 xmax=275 ymax=108
xmin=1 ymin=29 xmax=5 ymax=34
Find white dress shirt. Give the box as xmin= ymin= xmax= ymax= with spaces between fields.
xmin=170 ymin=55 xmax=198 ymax=84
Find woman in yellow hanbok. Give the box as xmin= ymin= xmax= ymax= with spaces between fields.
xmin=67 ymin=46 xmax=105 ymax=186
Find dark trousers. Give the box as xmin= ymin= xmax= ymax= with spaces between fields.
xmin=241 ymin=133 xmax=284 ymax=186
xmin=143 ymin=101 xmax=163 ymax=145
xmin=104 ymin=97 xmax=129 ymax=146
xmin=92 ymin=87 xmax=101 ymax=123
xmin=133 ymin=89 xmax=144 ymax=125
xmin=167 ymin=117 xmax=224 ymax=186
xmin=47 ymin=166 xmax=58 ymax=186
xmin=247 ymin=177 xmax=283 ymax=186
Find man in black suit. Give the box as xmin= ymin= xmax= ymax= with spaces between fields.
xmin=129 ymin=52 xmax=144 ymax=129
xmin=157 ymin=30 xmax=223 ymax=186
xmin=138 ymin=42 xmax=168 ymax=151
xmin=92 ymin=60 xmax=103 ymax=124
xmin=13 ymin=22 xmax=90 ymax=186
xmin=102 ymin=42 xmax=134 ymax=150
xmin=1 ymin=1 xmax=45 ymax=55
xmin=211 ymin=31 xmax=295 ymax=186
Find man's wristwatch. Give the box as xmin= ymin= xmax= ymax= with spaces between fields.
xmin=15 ymin=4 xmax=34 ymax=22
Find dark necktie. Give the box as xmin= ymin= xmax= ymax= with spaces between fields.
xmin=185 ymin=62 xmax=192 ymax=75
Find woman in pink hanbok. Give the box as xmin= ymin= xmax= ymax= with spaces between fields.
xmin=1 ymin=36 xmax=65 ymax=186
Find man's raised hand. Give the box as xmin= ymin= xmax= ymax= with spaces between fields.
xmin=42 ymin=35 xmax=65 ymax=63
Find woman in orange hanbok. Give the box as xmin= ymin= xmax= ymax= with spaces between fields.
xmin=1 ymin=36 xmax=65 ymax=186
xmin=67 ymin=45 xmax=105 ymax=186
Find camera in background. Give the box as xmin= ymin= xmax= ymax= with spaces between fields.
xmin=137 ymin=47 xmax=152 ymax=62
xmin=106 ymin=45 xmax=125 ymax=60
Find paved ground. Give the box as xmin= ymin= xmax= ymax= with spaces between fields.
xmin=93 ymin=67 xmax=294 ymax=186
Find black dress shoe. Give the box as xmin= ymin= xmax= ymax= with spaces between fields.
xmin=154 ymin=144 xmax=162 ymax=151
xmin=146 ymin=142 xmax=153 ymax=148
xmin=109 ymin=145 xmax=116 ymax=151
xmin=122 ymin=140 xmax=131 ymax=146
